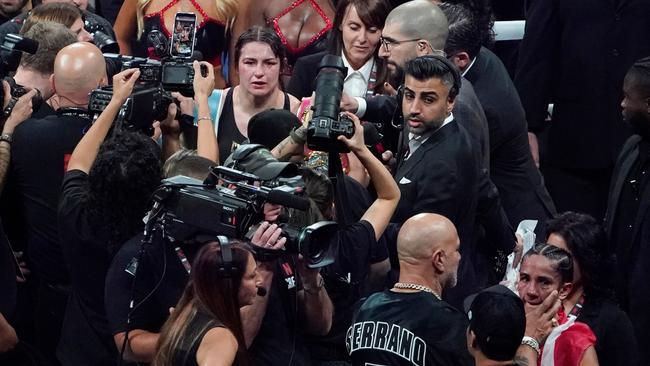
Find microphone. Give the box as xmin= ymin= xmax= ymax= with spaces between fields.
xmin=256 ymin=286 xmax=267 ymax=297
xmin=267 ymin=189 xmax=310 ymax=211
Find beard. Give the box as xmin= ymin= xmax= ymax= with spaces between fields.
xmin=625 ymin=112 xmax=650 ymax=140
xmin=387 ymin=62 xmax=405 ymax=90
xmin=404 ymin=113 xmax=444 ymax=135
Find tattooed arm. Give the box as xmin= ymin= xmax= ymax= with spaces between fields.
xmin=271 ymin=125 xmax=307 ymax=161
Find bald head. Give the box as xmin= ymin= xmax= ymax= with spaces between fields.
xmin=397 ymin=213 xmax=458 ymax=264
xmin=386 ymin=0 xmax=448 ymax=50
xmin=53 ymin=42 xmax=107 ymax=103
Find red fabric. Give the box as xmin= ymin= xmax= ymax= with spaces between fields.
xmin=538 ymin=307 xmax=597 ymax=366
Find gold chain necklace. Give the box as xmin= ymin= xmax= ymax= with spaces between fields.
xmin=393 ymin=282 xmax=441 ymax=300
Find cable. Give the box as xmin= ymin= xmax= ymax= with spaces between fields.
xmin=118 ymin=223 xmax=169 ymax=366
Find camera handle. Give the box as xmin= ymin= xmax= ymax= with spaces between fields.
xmin=327 ymin=151 xmax=352 ymax=227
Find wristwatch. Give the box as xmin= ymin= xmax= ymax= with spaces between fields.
xmin=0 ymin=133 xmax=12 ymax=145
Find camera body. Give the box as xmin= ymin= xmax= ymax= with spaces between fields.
xmin=112 ymin=55 xmax=198 ymax=95
xmin=88 ymin=84 xmax=172 ymax=136
xmin=0 ymin=33 xmax=38 ymax=103
xmin=307 ymin=55 xmax=354 ymax=153
xmin=149 ymin=166 xmax=336 ymax=268
xmin=84 ymin=17 xmax=118 ymax=53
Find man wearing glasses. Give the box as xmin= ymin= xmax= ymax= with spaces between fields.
xmin=340 ymin=0 xmax=490 ymax=169
xmin=342 ymin=1 xmax=514 ymax=309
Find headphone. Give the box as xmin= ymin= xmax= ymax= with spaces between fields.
xmin=215 ymin=235 xmax=238 ymax=278
xmin=396 ymin=54 xmax=462 ymax=106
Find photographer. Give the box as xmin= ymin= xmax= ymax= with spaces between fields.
xmin=56 ymin=67 xmax=163 ymax=366
xmin=13 ymin=21 xmax=77 ymax=118
xmin=102 ymin=62 xmax=224 ymax=364
xmin=233 ymin=112 xmax=399 ymax=365
xmin=0 ymin=1 xmax=114 ymax=46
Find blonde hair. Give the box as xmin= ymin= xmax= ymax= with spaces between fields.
xmin=136 ymin=0 xmax=238 ymax=39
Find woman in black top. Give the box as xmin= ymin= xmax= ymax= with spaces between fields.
xmin=209 ymin=26 xmax=300 ymax=164
xmin=153 ymin=242 xmax=260 ymax=366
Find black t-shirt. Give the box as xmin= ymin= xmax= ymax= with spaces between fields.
xmin=6 ymin=114 xmax=90 ymax=284
xmin=105 ymin=231 xmax=194 ymax=335
xmin=249 ymin=257 xmax=307 ymax=366
xmin=347 ymin=291 xmax=473 ymax=366
xmin=57 ymin=169 xmax=117 ymax=366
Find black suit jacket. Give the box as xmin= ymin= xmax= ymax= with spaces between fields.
xmin=605 ymin=135 xmax=650 ymax=365
xmin=466 ymin=47 xmax=556 ymax=230
xmin=392 ymin=121 xmax=512 ymax=307
xmin=287 ymin=51 xmax=325 ymax=99
xmin=515 ymin=0 xmax=650 ymax=170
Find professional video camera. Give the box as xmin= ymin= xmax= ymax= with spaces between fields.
xmin=307 ymin=55 xmax=355 ymax=153
xmin=84 ymin=16 xmax=118 ymax=53
xmin=0 ymin=33 xmax=42 ymax=111
xmin=147 ymin=166 xmax=337 ymax=268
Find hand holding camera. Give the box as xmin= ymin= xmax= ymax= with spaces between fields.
xmin=111 ymin=68 xmax=140 ymax=104
xmin=2 ymin=80 xmax=36 ymax=133
xmin=192 ymin=61 xmax=214 ymax=99
xmin=336 ymin=112 xmax=366 ymax=154
xmin=250 ymin=221 xmax=287 ymax=251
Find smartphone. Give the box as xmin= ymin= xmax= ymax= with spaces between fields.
xmin=170 ymin=12 xmax=197 ymax=59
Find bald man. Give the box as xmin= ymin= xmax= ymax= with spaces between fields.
xmin=347 ymin=213 xmax=473 ymax=366
xmin=50 ymin=41 xmax=108 ymax=109
xmin=340 ymin=0 xmax=490 ymax=165
xmin=1 ymin=42 xmax=107 ymax=363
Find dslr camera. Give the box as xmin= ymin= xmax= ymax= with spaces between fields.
xmin=84 ymin=16 xmax=118 ymax=53
xmin=307 ymin=55 xmax=355 ymax=153
xmin=0 ymin=34 xmax=43 ymax=114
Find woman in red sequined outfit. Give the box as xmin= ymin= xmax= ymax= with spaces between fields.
xmin=114 ymin=0 xmax=238 ymax=88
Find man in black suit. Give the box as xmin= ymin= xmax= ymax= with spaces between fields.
xmin=606 ymin=57 xmax=650 ymax=364
xmin=394 ymin=56 xmax=513 ymax=308
xmin=340 ymin=0 xmax=490 ymax=168
xmin=515 ymin=0 xmax=650 ymax=221
xmin=441 ymin=2 xmax=556 ymax=233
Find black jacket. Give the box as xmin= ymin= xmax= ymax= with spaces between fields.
xmin=515 ymin=0 xmax=650 ymax=170
xmin=605 ymin=135 xmax=650 ymax=365
xmin=392 ymin=121 xmax=512 ymax=307
xmin=466 ymin=47 xmax=556 ymax=230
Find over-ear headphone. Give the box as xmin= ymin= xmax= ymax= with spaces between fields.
xmin=396 ymin=54 xmax=462 ymax=105
xmin=215 ymin=235 xmax=238 ymax=278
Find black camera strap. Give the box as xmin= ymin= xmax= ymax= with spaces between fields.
xmin=327 ymin=151 xmax=352 ymax=227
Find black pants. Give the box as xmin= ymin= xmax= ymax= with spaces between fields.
xmin=541 ymin=164 xmax=613 ymax=221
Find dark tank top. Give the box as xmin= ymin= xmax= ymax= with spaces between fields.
xmin=172 ymin=311 xmax=224 ymax=366
xmin=217 ymin=88 xmax=291 ymax=164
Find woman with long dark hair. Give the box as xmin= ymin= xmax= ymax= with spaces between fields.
xmin=287 ymin=0 xmax=391 ymax=99
xmin=153 ymin=242 xmax=260 ymax=366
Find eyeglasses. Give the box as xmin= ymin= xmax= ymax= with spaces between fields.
xmin=379 ymin=36 xmax=421 ymax=52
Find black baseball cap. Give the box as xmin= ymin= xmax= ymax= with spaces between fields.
xmin=247 ymin=109 xmax=302 ymax=150
xmin=223 ymin=144 xmax=298 ymax=180
xmin=463 ymin=285 xmax=526 ymax=361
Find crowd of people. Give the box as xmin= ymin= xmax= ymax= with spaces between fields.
xmin=0 ymin=0 xmax=648 ymax=365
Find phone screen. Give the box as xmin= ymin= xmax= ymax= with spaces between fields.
xmin=170 ymin=12 xmax=197 ymax=58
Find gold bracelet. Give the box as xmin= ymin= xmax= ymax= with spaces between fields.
xmin=196 ymin=116 xmax=212 ymax=123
